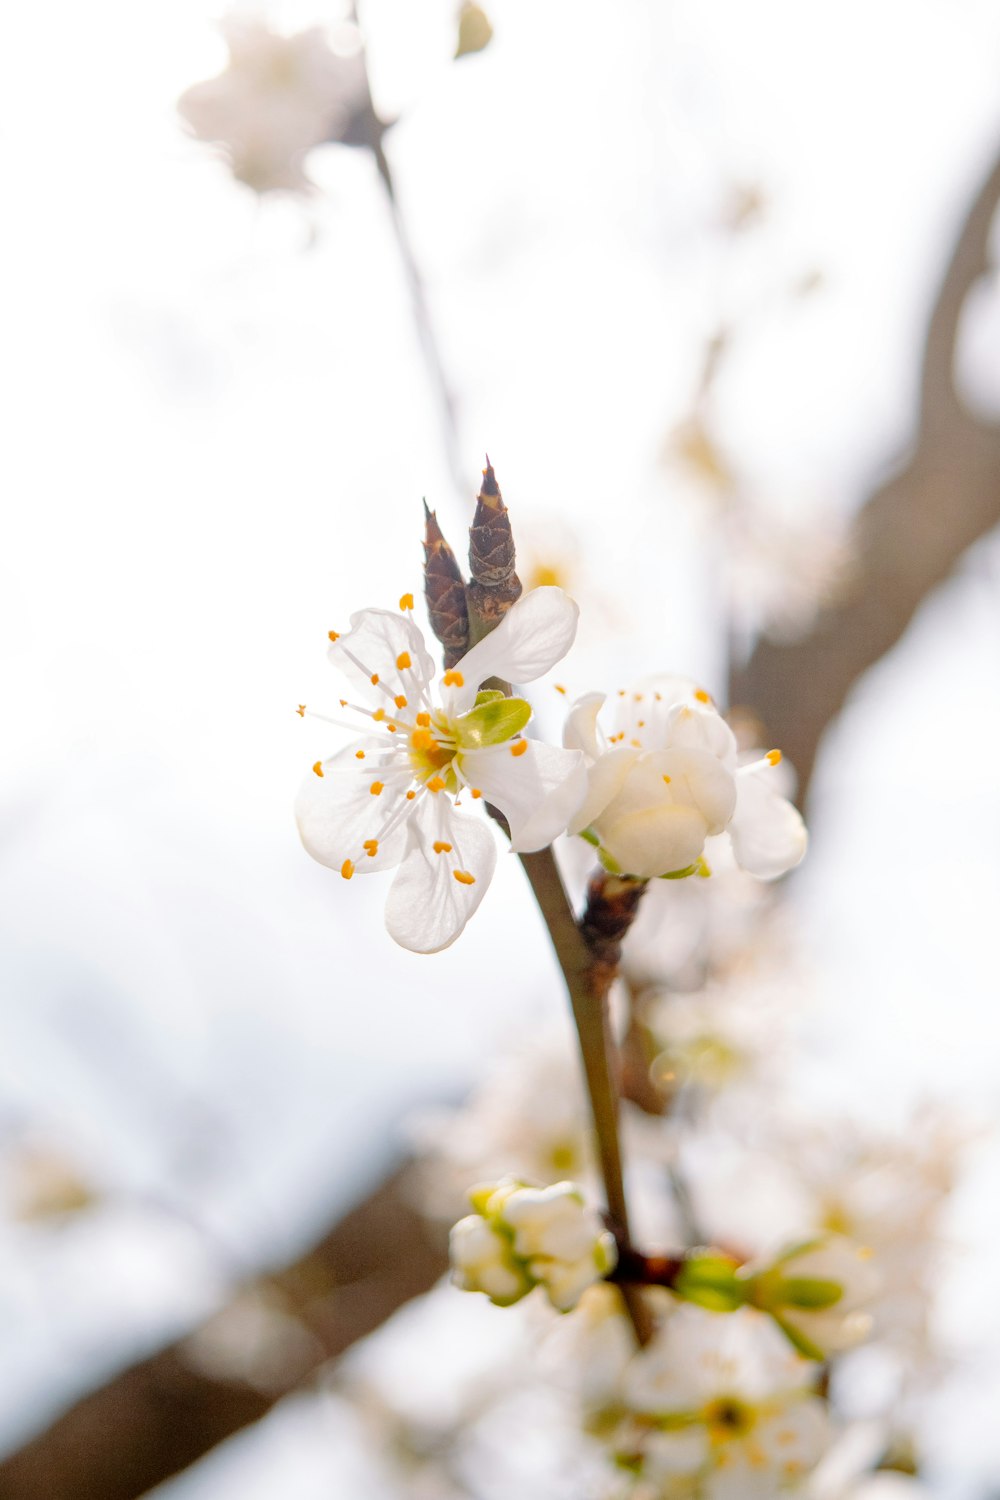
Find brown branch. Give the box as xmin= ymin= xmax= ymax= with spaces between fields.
xmin=730 ymin=146 xmax=1000 ymax=805
xmin=0 ymin=1164 xmax=447 ymax=1500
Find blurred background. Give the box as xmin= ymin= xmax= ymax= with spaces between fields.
xmin=3 ymin=0 xmax=1000 ymax=1494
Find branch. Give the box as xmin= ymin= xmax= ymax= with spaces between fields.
xmin=0 ymin=1164 xmax=446 ymax=1500
xmin=730 ymin=145 xmax=1000 ymax=804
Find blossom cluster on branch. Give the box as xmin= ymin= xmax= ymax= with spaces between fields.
xmin=293 ymin=463 xmax=961 ymax=1498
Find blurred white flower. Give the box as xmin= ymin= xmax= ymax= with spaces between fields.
xmin=178 ymin=16 xmax=369 ymax=193
xmin=564 ymin=676 xmax=806 ymax=881
xmin=451 ymin=1178 xmax=618 ymax=1312
xmin=745 ymin=1237 xmax=881 ymax=1362
xmin=618 ymin=1304 xmax=830 ymax=1498
xmin=409 ymin=1026 xmax=592 ymax=1212
xmin=296 ymin=587 xmax=585 ymax=952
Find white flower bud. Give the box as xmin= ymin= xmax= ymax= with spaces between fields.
xmin=449 ymin=1179 xmax=617 ymax=1313
xmin=448 ymin=1214 xmax=532 ymax=1307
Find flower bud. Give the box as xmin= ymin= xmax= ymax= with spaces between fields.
xmin=449 ymin=1178 xmax=617 ymax=1312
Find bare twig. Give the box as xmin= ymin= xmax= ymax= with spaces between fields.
xmin=730 ymin=146 xmax=1000 ymax=805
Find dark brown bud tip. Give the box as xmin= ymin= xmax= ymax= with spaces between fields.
xmin=422 ymin=502 xmax=470 ymax=668
xmin=469 ymin=461 xmax=520 ymax=590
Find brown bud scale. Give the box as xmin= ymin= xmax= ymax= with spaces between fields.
xmin=422 ymin=503 xmax=470 ymax=669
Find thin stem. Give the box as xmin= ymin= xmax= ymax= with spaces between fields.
xmin=372 ymin=137 xmax=468 ymax=501
xmin=518 ymin=847 xmax=653 ymax=1345
xmin=347 ymin=0 xmax=469 ymax=502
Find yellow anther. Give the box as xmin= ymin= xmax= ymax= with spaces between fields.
xmin=411 ymin=729 xmax=435 ymax=751
xmin=296 ymin=705 xmax=306 ymax=717
xmin=399 ymin=592 xmax=414 ymax=610
xmin=355 ymin=750 xmax=365 ymax=760
xmin=453 ymin=869 xmax=476 ymax=885
xmin=370 ymin=673 xmax=380 ymax=686
xmin=662 ymin=774 xmax=672 ymax=784
xmin=386 ymin=723 xmax=398 ymax=733
xmin=328 ymin=630 xmax=339 ymax=642
xmin=471 ymin=788 xmax=482 ymax=798
xmin=363 ymin=839 xmax=379 ymax=857
xmin=426 ymin=776 xmax=446 ymax=793
xmin=694 ymin=688 xmax=712 ymax=704
xmin=394 ymin=695 xmax=407 ymax=709
xmin=339 ymin=699 xmax=348 ymax=708
xmin=406 ymin=789 xmax=417 ymax=800
xmin=372 ymin=708 xmax=386 ymax=722
xmin=767 ymin=748 xmax=782 ymax=766
xmin=370 ymin=781 xmax=384 ymax=796
xmin=637 ymin=719 xmax=645 ymax=727
xmin=654 ymin=691 xmax=662 ymax=701
xmin=554 ymin=683 xmax=567 ymax=695
xmin=443 ymin=669 xmax=464 ymax=687
xmin=617 ymin=689 xmax=626 ymax=697
xmin=510 ymin=739 xmax=528 ymax=757
xmin=634 ymin=693 xmax=644 ymax=702
xmin=341 ymin=859 xmax=354 ymax=879
xmin=630 ymin=738 xmax=641 ymax=747
xmin=396 ymin=652 xmax=412 ymax=670
xmin=312 ymin=762 xmax=324 ymax=778
xmin=433 ymin=840 xmax=453 ymax=854
xmin=415 ymin=711 xmax=431 ymax=728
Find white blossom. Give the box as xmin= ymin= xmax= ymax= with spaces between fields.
xmin=745 ymin=1237 xmax=881 ymax=1362
xmin=296 ymin=587 xmax=586 ymax=952
xmin=564 ymin=676 xmax=806 ymax=882
xmin=450 ymin=1179 xmax=618 ymax=1312
xmin=178 ymin=17 xmax=368 ymax=194
xmin=618 ymin=1305 xmax=830 ymax=1499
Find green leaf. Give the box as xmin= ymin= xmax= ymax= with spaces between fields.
xmin=455 ymin=696 xmax=531 ymax=749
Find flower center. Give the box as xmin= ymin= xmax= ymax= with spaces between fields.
xmin=704 ymin=1396 xmax=754 ymax=1439
xmin=409 ymin=712 xmax=460 ymax=792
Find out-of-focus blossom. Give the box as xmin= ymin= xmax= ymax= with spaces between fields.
xmin=744 ymin=1237 xmax=881 ymax=1362
xmin=296 ymin=587 xmax=585 ymax=952
xmin=616 ymin=1304 xmax=830 ymax=1498
xmin=451 ymin=1178 xmax=617 ymax=1312
xmin=178 ymin=17 xmax=369 ymax=194
xmin=564 ymin=676 xmax=806 ymax=881
xmin=410 ymin=1026 xmax=592 ymax=1213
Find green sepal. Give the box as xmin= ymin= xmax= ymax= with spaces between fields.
xmin=455 ymin=695 xmax=532 ymax=749
xmin=597 ymin=846 xmax=623 ymax=875
xmin=474 ymin=689 xmax=506 ymax=706
xmin=578 ymin=828 xmax=601 ymax=848
xmin=659 ymin=863 xmax=699 ymax=880
xmin=769 ymin=1311 xmax=827 ymax=1362
xmin=674 ymin=1253 xmax=747 ymax=1312
xmin=775 ymin=1276 xmax=844 ymax=1310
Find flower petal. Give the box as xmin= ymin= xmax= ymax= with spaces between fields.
xmin=329 ymin=607 xmax=436 ymax=705
xmin=569 ymin=746 xmax=640 ymax=836
xmin=295 ymin=757 xmax=410 ymax=873
xmin=459 ymin=739 xmax=587 ymax=852
xmin=384 ymin=796 xmax=497 ymax=953
xmin=730 ymin=762 xmax=807 ymax=879
xmin=663 ymin=702 xmax=738 ymax=766
xmin=445 ymin=587 xmax=579 ymax=712
xmin=563 ymin=692 xmax=606 ymax=759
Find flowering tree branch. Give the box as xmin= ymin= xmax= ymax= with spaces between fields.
xmin=730 ymin=145 xmax=1000 ymax=806
xmin=518 ymin=849 xmax=653 ymax=1343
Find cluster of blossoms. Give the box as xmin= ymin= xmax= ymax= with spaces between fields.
xmin=450 ymin=1178 xmax=618 ymax=1312
xmin=290 ymin=473 xmax=958 ymax=1498
xmin=296 ymin=588 xmax=804 ymax=953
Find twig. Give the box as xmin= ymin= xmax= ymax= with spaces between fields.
xmin=518 ymin=848 xmax=653 ymax=1345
